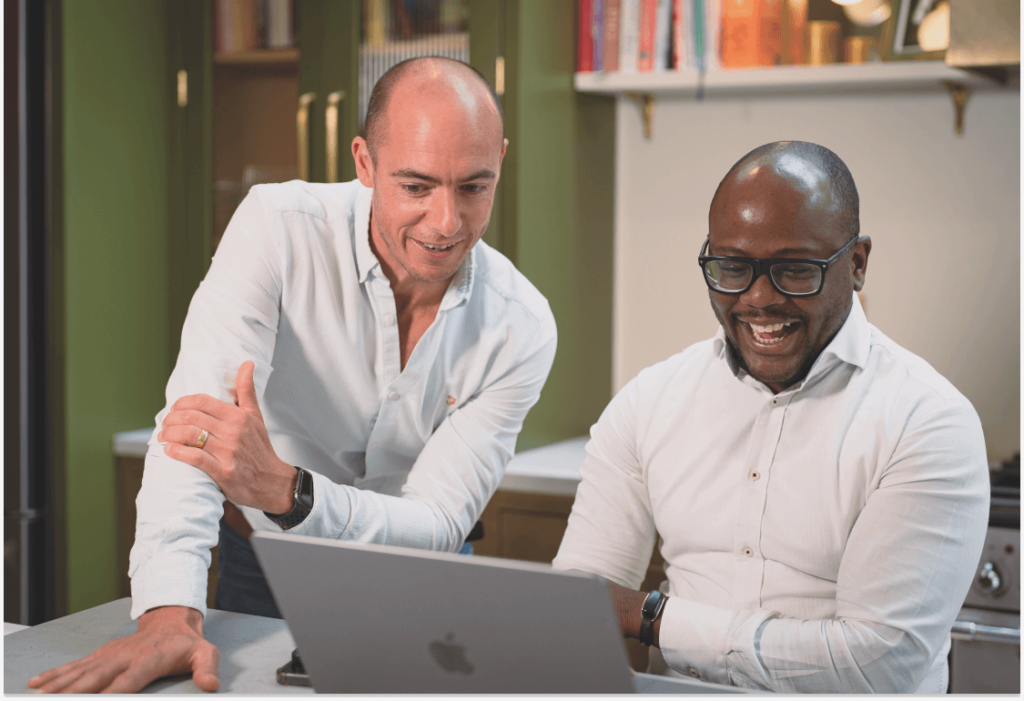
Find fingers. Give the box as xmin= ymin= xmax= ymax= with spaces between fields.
xmin=27 ymin=654 xmax=92 ymax=687
xmin=161 ymin=408 xmax=233 ymax=439
xmin=171 ymin=392 xmax=235 ymax=419
xmin=235 ymin=361 xmax=263 ymax=419
xmin=190 ymin=639 xmax=222 ymax=692
xmin=163 ymin=441 xmax=222 ymax=477
xmin=159 ymin=424 xmax=212 ymax=450
xmin=30 ymin=654 xmax=128 ymax=694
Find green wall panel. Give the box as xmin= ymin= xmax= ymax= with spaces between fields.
xmin=510 ymin=0 xmax=616 ymax=450
xmin=62 ymin=0 xmax=171 ymax=613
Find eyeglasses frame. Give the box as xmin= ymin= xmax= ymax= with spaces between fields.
xmin=697 ymin=235 xmax=866 ymax=298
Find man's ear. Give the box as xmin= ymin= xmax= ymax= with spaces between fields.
xmin=352 ymin=136 xmax=375 ymax=189
xmin=851 ymin=236 xmax=871 ymax=292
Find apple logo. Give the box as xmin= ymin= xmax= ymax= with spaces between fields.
xmin=428 ymin=633 xmax=474 ymax=675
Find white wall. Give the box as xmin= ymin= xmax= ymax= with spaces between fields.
xmin=613 ymin=85 xmax=1020 ymax=462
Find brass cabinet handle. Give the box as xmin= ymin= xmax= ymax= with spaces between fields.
xmin=297 ymin=92 xmax=316 ymax=181
xmin=325 ymin=91 xmax=345 ymax=184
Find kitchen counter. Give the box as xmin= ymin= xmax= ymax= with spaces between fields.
xmin=113 ymin=430 xmax=589 ymax=497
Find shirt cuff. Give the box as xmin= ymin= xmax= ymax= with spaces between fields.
xmin=130 ymin=552 xmax=211 ymax=621
xmin=657 ymin=598 xmax=737 ymax=686
xmin=284 ymin=470 xmax=350 ymax=540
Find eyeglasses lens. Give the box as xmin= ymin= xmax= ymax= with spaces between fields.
xmin=770 ymin=263 xmax=822 ymax=295
xmin=704 ymin=260 xmax=752 ymax=292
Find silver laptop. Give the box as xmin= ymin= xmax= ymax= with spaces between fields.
xmin=253 ymin=531 xmax=749 ymax=694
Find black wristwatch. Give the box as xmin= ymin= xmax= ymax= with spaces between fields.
xmin=264 ymin=467 xmax=314 ymax=530
xmin=638 ymin=589 xmax=668 ymax=647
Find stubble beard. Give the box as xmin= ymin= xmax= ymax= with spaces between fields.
xmin=712 ymin=292 xmax=851 ymax=391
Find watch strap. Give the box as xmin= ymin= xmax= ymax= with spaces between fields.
xmin=638 ymin=589 xmax=668 ymax=647
xmin=264 ymin=467 xmax=314 ymax=530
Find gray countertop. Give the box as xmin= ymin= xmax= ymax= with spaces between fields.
xmin=4 ymin=599 xmax=310 ymax=694
xmin=114 ymin=430 xmax=589 ymax=497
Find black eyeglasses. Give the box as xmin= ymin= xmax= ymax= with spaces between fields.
xmin=698 ymin=235 xmax=865 ymax=297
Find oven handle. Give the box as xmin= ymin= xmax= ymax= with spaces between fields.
xmin=951 ymin=620 xmax=1020 ymax=645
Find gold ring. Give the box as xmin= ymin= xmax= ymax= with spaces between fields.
xmin=196 ymin=429 xmax=209 ymax=450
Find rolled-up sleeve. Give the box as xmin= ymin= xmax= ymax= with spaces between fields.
xmin=129 ymin=190 xmax=283 ymax=620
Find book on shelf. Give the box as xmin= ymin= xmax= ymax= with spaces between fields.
xmin=653 ymin=0 xmax=672 ymax=71
xmin=604 ymin=0 xmax=621 ymax=72
xmin=637 ymin=0 xmax=657 ymax=72
xmin=781 ymin=0 xmax=806 ymax=65
xmin=720 ymin=0 xmax=782 ymax=69
xmin=214 ymin=0 xmax=295 ymax=54
xmin=619 ymin=0 xmax=641 ymax=73
xmin=576 ymin=0 xmax=725 ymax=73
xmin=578 ymin=0 xmax=594 ymax=71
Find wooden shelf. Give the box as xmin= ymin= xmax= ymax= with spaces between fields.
xmin=575 ymin=61 xmax=1001 ymax=97
xmin=213 ymin=47 xmax=300 ymax=66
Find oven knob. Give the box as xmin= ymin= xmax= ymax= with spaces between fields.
xmin=976 ymin=562 xmax=1003 ymax=595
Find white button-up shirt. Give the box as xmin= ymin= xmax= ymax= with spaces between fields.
xmin=552 ymin=296 xmax=988 ymax=693
xmin=130 ymin=180 xmax=557 ymax=620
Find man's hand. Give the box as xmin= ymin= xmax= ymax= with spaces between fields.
xmin=26 ymin=606 xmax=219 ymax=694
xmin=159 ymin=360 xmax=297 ymax=514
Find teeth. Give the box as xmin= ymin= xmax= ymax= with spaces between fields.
xmin=748 ymin=321 xmax=795 ymax=334
xmin=422 ymin=242 xmax=455 ymax=251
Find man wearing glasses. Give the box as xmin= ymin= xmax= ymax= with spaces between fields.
xmin=553 ymin=141 xmax=988 ymax=693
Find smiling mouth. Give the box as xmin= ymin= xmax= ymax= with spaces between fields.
xmin=742 ymin=320 xmax=799 ymax=347
xmin=417 ymin=241 xmax=456 ymax=252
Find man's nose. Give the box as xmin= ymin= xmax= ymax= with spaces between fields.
xmin=428 ymin=188 xmax=461 ymax=237
xmin=740 ymin=271 xmax=786 ymax=308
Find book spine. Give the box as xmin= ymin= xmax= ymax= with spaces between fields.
xmin=638 ymin=0 xmax=657 ymax=72
xmin=671 ymin=0 xmax=685 ymax=68
xmin=785 ymin=0 xmax=806 ymax=64
xmin=720 ymin=0 xmax=757 ymax=69
xmin=759 ymin=0 xmax=782 ymax=65
xmin=603 ymin=0 xmax=621 ymax=72
xmin=704 ymin=0 xmax=722 ymax=69
xmin=578 ymin=0 xmax=594 ymax=71
xmin=619 ymin=0 xmax=641 ymax=73
xmin=593 ymin=0 xmax=605 ymax=71
xmin=682 ymin=0 xmax=696 ymax=68
xmin=653 ymin=0 xmax=672 ymax=71
xmin=231 ymin=0 xmax=244 ymax=53
xmin=693 ymin=0 xmax=705 ymax=72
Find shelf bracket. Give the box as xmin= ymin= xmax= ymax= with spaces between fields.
xmin=941 ymin=80 xmax=971 ymax=136
xmin=625 ymin=92 xmax=655 ymax=139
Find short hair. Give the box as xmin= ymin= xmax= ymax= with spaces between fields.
xmin=713 ymin=141 xmax=860 ymax=240
xmin=363 ymin=56 xmax=504 ymax=162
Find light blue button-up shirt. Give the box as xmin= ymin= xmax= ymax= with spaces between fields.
xmin=130 ymin=180 xmax=557 ymax=619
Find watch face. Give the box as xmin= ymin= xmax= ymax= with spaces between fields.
xmin=641 ymin=591 xmax=664 ymax=618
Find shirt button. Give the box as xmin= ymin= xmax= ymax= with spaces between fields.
xmin=389 ymin=391 xmax=399 ymax=400
xmin=771 ymin=398 xmax=779 ymax=406
xmin=689 ymin=667 xmax=700 ymax=679
xmin=742 ymin=547 xmax=754 ymax=557
xmin=371 ymin=443 xmax=378 ymax=449
xmin=749 ymin=470 xmax=760 ymax=481
xmin=384 ymin=314 xmax=395 ymax=325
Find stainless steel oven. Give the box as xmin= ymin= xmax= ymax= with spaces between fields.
xmin=948 ymin=474 xmax=1020 ymax=694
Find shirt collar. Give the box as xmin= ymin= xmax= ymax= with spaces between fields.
xmin=713 ymin=292 xmax=871 ymax=385
xmin=353 ymin=184 xmax=475 ymax=309
xmin=353 ymin=185 xmax=378 ymax=284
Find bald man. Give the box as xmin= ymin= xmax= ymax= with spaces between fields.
xmin=30 ymin=57 xmax=556 ymax=693
xmin=553 ymin=142 xmax=988 ymax=693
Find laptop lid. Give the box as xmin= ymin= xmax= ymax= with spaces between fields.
xmin=252 ymin=531 xmax=637 ymax=694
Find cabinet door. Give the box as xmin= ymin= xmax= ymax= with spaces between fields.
xmin=297 ymin=0 xmax=361 ymax=185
